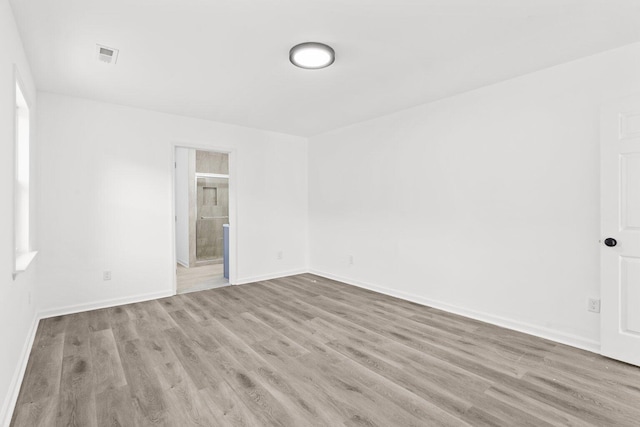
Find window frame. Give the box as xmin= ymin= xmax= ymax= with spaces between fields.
xmin=13 ymin=66 xmax=37 ymax=279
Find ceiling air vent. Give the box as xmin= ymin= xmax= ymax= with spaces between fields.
xmin=96 ymin=44 xmax=119 ymax=64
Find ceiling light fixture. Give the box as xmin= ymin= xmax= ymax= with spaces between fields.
xmin=289 ymin=42 xmax=335 ymax=70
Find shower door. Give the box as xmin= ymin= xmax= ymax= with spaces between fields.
xmin=196 ymin=174 xmax=229 ymax=262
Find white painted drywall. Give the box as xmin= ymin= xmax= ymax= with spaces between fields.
xmin=0 ymin=0 xmax=39 ymax=424
xmin=11 ymin=0 xmax=640 ymax=136
xmin=309 ymin=42 xmax=640 ymax=350
xmin=36 ymin=92 xmax=308 ymax=313
xmin=174 ymin=147 xmax=190 ymax=267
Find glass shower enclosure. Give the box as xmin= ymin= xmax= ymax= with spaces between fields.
xmin=195 ymin=173 xmax=229 ymax=263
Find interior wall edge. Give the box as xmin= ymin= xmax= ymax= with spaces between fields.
xmin=309 ymin=269 xmax=601 ymax=354
xmin=0 ymin=312 xmax=39 ymax=427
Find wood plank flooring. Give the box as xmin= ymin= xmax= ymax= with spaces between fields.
xmin=11 ymin=273 xmax=640 ymax=426
xmin=177 ymin=263 xmax=227 ymax=294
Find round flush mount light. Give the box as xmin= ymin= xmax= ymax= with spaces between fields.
xmin=289 ymin=42 xmax=335 ymax=69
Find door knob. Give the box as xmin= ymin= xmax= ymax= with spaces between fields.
xmin=604 ymin=238 xmax=617 ymax=247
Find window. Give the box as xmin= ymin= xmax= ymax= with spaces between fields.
xmin=13 ymin=73 xmax=36 ymax=277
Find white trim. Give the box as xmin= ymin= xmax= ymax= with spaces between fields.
xmin=169 ymin=142 xmax=239 ymax=295
xmin=3 ymin=268 xmax=604 ymax=425
xmin=2 ymin=288 xmax=173 ymax=425
xmin=12 ymin=66 xmax=35 ymax=282
xmin=1 ymin=313 xmax=39 ymax=427
xmin=176 ymin=258 xmax=189 ymax=268
xmin=37 ymin=289 xmax=174 ymax=320
xmin=13 ymin=251 xmax=38 ymax=279
xmin=11 ymin=68 xmax=17 ymax=284
xmin=234 ymin=269 xmax=309 ymax=285
xmin=195 ymin=172 xmax=229 ymax=179
xmin=309 ymin=269 xmax=601 ymax=354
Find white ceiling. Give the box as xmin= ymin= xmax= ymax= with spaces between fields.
xmin=10 ymin=0 xmax=640 ymax=136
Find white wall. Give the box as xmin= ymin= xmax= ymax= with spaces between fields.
xmin=309 ymin=42 xmax=640 ymax=351
xmin=36 ymin=92 xmax=308 ymax=314
xmin=174 ymin=147 xmax=190 ymax=266
xmin=0 ymin=0 xmax=39 ymax=424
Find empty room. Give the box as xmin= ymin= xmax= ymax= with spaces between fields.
xmin=2 ymin=0 xmax=640 ymax=426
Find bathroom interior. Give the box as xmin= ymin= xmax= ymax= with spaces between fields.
xmin=174 ymin=148 xmax=230 ymax=294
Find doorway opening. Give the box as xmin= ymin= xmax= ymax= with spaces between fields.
xmin=174 ymin=147 xmax=231 ymax=294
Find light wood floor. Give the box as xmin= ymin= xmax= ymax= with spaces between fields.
xmin=11 ymin=274 xmax=640 ymax=426
xmin=177 ymin=263 xmax=227 ymax=294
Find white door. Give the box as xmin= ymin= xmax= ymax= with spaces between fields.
xmin=601 ymin=95 xmax=640 ymax=366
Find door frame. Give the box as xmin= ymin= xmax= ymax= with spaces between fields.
xmin=170 ymin=141 xmax=238 ymax=294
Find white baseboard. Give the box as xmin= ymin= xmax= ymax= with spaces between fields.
xmin=176 ymin=258 xmax=189 ymax=268
xmin=234 ymin=268 xmax=309 ymax=286
xmin=37 ymin=289 xmax=174 ymax=320
xmin=3 ymin=288 xmax=175 ymax=426
xmin=1 ymin=313 xmax=39 ymax=427
xmin=309 ymin=269 xmax=600 ymax=354
xmin=3 ymin=268 xmax=601 ymax=426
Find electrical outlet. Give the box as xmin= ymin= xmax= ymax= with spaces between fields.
xmin=103 ymin=271 xmax=112 ymax=281
xmin=277 ymin=251 xmax=283 ymax=260
xmin=587 ymin=298 xmax=601 ymax=313
xmin=348 ymin=255 xmax=354 ymax=265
